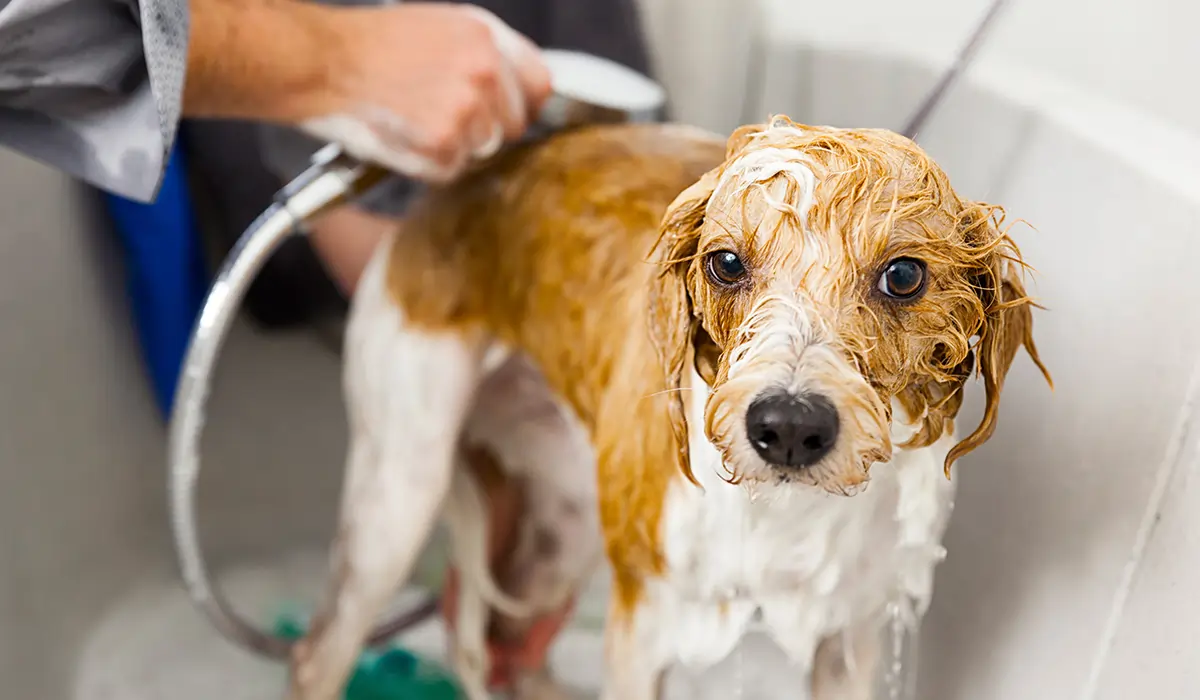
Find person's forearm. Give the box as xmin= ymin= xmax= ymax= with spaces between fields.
xmin=183 ymin=0 xmax=343 ymax=124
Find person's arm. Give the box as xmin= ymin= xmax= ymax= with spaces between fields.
xmin=0 ymin=0 xmax=341 ymax=201
xmin=182 ymin=0 xmax=340 ymax=124
xmin=0 ymin=0 xmax=548 ymax=202
xmin=185 ymin=0 xmax=551 ymax=181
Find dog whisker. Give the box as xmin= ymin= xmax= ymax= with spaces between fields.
xmin=643 ymin=387 xmax=693 ymax=399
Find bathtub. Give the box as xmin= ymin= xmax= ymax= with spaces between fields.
xmin=2 ymin=4 xmax=1198 ymax=697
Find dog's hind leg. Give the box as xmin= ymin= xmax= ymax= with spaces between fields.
xmin=285 ymin=245 xmax=487 ymax=700
xmin=448 ymin=355 xmax=603 ymax=700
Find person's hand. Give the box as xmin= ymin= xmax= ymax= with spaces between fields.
xmin=297 ymin=3 xmax=552 ymax=182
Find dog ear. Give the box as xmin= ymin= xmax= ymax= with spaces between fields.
xmin=944 ymin=210 xmax=1052 ymax=475
xmin=649 ymin=168 xmax=720 ymax=487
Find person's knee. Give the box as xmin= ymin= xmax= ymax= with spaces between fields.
xmin=307 ymin=206 xmax=398 ymax=295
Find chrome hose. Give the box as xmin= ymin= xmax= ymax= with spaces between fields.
xmin=901 ymin=0 xmax=1012 ymax=140
xmin=166 ymin=144 xmax=437 ymax=660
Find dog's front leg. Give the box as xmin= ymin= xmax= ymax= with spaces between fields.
xmin=285 ymin=436 xmax=456 ymax=700
xmin=600 ymin=593 xmax=668 ymax=700
xmin=811 ymin=620 xmax=883 ymax=700
xmin=286 ymin=285 xmax=485 ymax=699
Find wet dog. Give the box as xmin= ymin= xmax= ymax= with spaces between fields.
xmin=286 ymin=115 xmax=1050 ymax=699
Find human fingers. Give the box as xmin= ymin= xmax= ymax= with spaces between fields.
xmin=300 ymin=109 xmax=454 ymax=181
xmin=505 ymin=31 xmax=552 ymax=122
xmin=460 ymin=44 xmax=507 ymax=158
xmin=409 ymin=86 xmax=483 ymax=180
xmin=463 ymin=6 xmax=544 ymax=138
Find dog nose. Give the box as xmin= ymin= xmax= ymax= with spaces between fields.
xmin=745 ymin=392 xmax=840 ymax=468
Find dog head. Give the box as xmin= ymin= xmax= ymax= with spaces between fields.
xmin=649 ymin=115 xmax=1051 ymax=495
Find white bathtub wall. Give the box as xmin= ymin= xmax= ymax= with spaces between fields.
xmin=917 ymin=94 xmax=1200 ymax=700
xmin=637 ymin=0 xmax=760 ymax=133
xmin=643 ymin=0 xmax=1200 ymax=139
xmin=977 ymin=0 xmax=1200 ymax=139
xmin=0 ymin=148 xmax=351 ymax=699
xmin=642 ymin=0 xmax=1200 ymax=698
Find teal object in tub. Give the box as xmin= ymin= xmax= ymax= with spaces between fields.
xmin=104 ymin=138 xmax=209 ymax=417
xmin=274 ymin=613 xmax=463 ymax=700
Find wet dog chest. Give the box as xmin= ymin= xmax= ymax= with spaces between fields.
xmin=662 ymin=479 xmax=898 ymax=606
xmin=652 ymin=448 xmax=951 ymax=670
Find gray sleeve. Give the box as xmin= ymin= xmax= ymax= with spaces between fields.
xmin=0 ymin=0 xmax=188 ymax=202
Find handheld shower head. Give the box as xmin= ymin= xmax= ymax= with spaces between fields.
xmin=280 ymin=50 xmax=672 ymax=226
xmin=539 ymin=48 xmax=667 ymax=127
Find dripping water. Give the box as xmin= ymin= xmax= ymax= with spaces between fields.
xmin=878 ymin=598 xmax=921 ymax=700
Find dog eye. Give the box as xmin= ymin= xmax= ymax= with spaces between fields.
xmin=705 ymin=250 xmax=748 ymax=286
xmin=877 ymin=258 xmax=927 ymax=300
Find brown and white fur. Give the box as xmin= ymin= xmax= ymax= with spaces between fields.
xmin=285 ymin=115 xmax=1050 ymax=700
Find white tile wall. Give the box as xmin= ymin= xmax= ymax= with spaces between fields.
xmin=920 ymin=115 xmax=1200 ymax=700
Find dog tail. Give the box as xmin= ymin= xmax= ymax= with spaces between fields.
xmin=440 ymin=459 xmax=538 ymax=699
xmin=443 ymin=459 xmax=539 ymax=617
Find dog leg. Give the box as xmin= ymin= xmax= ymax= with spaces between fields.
xmin=601 ymin=596 xmax=667 ymax=700
xmin=811 ymin=621 xmax=883 ymax=700
xmin=286 ymin=247 xmax=486 ymax=700
xmin=512 ymin=666 xmax=583 ymax=700
xmin=494 ymin=479 xmax=601 ymax=700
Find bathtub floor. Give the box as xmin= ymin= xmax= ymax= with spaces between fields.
xmin=74 ymin=549 xmax=812 ymax=699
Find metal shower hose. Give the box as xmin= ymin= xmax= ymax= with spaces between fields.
xmin=165 ymin=145 xmax=434 ymax=660
xmin=167 ymin=0 xmax=1012 ymax=660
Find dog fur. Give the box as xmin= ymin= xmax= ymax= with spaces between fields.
xmin=285 ymin=116 xmax=1050 ymax=700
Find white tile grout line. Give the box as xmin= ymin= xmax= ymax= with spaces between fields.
xmin=1079 ymin=358 xmax=1200 ymax=700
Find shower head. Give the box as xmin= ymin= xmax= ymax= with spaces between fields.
xmin=539 ymin=48 xmax=667 ymax=127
